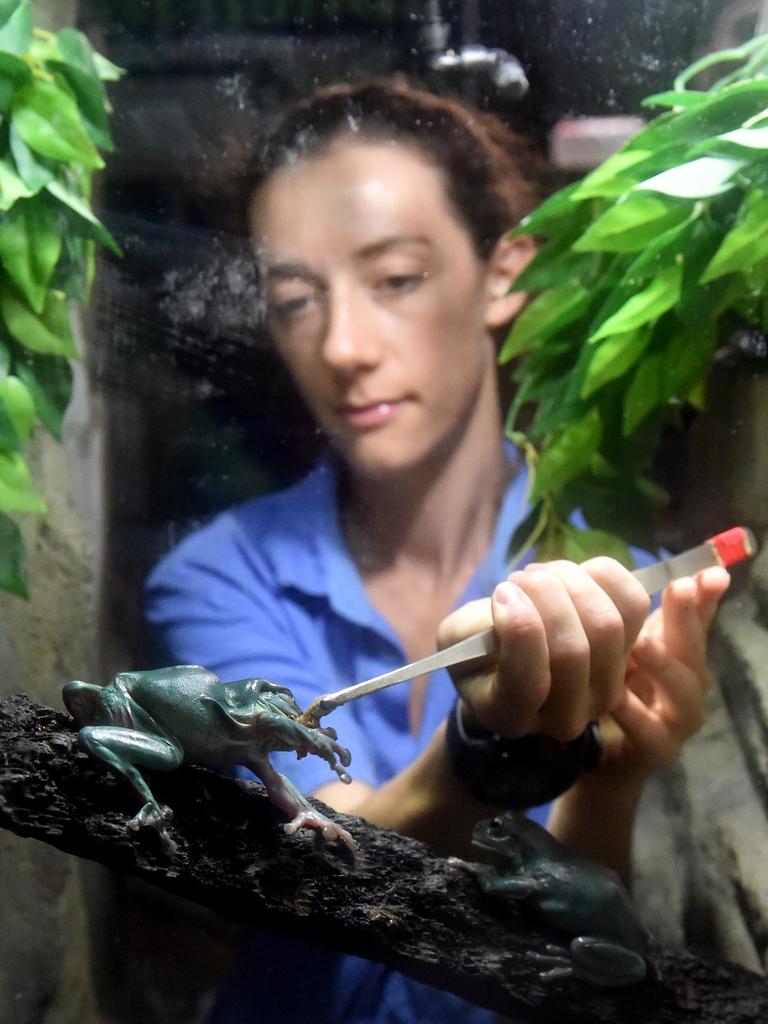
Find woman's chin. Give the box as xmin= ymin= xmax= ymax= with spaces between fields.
xmin=338 ymin=437 xmax=449 ymax=485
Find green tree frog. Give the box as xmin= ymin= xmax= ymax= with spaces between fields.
xmin=63 ymin=665 xmax=356 ymax=854
xmin=469 ymin=811 xmax=652 ymax=987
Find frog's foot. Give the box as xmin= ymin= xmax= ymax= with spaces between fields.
xmin=127 ymin=802 xmax=177 ymax=855
xmin=446 ymin=856 xmax=469 ymax=870
xmin=529 ymin=939 xmax=647 ymax=988
xmin=528 ymin=943 xmax=576 ymax=983
xmin=284 ymin=809 xmax=357 ymax=853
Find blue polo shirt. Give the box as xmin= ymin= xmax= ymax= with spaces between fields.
xmin=145 ymin=450 xmax=550 ymax=815
xmin=145 ymin=449 xmax=546 ymax=1024
xmin=144 ymin=451 xmax=652 ymax=1023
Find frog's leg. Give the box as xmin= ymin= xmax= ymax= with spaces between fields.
xmin=77 ymin=726 xmax=183 ymax=854
xmin=478 ymin=872 xmax=539 ymax=900
xmin=245 ymin=755 xmax=356 ymax=853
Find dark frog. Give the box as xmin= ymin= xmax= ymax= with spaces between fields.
xmin=63 ymin=665 xmax=355 ymax=854
xmin=470 ymin=811 xmax=653 ymax=987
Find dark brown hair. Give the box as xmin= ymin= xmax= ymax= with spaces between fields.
xmin=253 ymin=79 xmax=546 ymax=259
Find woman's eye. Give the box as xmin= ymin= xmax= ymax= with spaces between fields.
xmin=268 ymin=293 xmax=315 ymax=323
xmin=378 ymin=272 xmax=427 ymax=294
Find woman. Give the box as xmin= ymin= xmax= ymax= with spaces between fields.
xmin=146 ymin=80 xmax=729 ymax=1022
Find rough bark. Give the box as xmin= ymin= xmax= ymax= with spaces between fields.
xmin=2 ymin=693 xmax=767 ymax=1024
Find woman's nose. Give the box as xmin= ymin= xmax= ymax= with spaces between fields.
xmin=321 ymin=286 xmax=381 ymax=371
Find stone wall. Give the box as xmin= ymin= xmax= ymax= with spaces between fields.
xmin=633 ymin=539 xmax=768 ymax=971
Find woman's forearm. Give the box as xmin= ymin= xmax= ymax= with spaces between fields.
xmin=547 ymin=771 xmax=645 ymax=883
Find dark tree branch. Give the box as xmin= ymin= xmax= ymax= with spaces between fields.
xmin=1 ymin=693 xmax=766 ymax=1022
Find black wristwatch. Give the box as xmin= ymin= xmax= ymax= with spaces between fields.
xmin=444 ymin=699 xmax=602 ymax=807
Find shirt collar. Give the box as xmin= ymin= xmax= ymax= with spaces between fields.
xmin=269 ymin=444 xmax=529 ymax=636
xmin=269 ymin=455 xmax=390 ymax=636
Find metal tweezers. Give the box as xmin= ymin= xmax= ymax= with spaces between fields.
xmin=298 ymin=526 xmax=756 ymax=727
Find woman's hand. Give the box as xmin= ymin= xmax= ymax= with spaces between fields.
xmin=542 ymin=564 xmax=730 ymax=877
xmin=595 ymin=565 xmax=731 ymax=785
xmin=438 ymin=557 xmax=651 ymax=742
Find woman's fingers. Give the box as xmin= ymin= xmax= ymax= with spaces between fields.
xmin=632 ymin=636 xmax=706 ymax=733
xmin=609 ymin=637 xmax=707 ymax=775
xmin=439 ymin=585 xmax=551 ymax=737
xmin=508 ymin=559 xmax=649 ymax=740
xmin=522 ymin=559 xmax=646 ymax=724
xmin=661 ymin=567 xmax=730 ymax=685
xmin=579 ymin=556 xmax=651 ymax=653
xmin=440 ymin=557 xmax=653 ymax=743
xmin=489 ymin=580 xmax=551 ymax=736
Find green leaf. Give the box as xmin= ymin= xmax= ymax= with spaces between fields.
xmin=0 ymin=449 xmax=46 ymax=513
xmin=559 ymin=523 xmax=634 ymax=568
xmin=9 ymin=122 xmax=54 ymax=190
xmin=0 ymin=395 xmax=17 ymax=445
xmin=0 ymin=155 xmax=33 ymax=209
xmin=506 ymin=502 xmax=546 ymax=567
xmin=0 ymin=2 xmax=22 ymax=25
xmin=642 ymin=89 xmax=710 ymax=110
xmin=571 ymin=150 xmax=656 ymax=200
xmin=48 ymin=64 xmax=113 ymax=151
xmin=0 ymin=74 xmax=14 ymax=114
xmin=573 ymin=193 xmax=689 ymax=253
xmin=0 ymin=510 xmax=28 ymax=597
xmin=0 ymin=200 xmax=62 ymax=311
xmin=636 ymin=155 xmax=744 ymax=199
xmin=55 ymin=28 xmax=98 ymax=75
xmin=527 ymin=378 xmax=586 ymax=441
xmin=628 ymin=80 xmax=768 ymax=152
xmin=618 ymin=210 xmax=701 ymax=282
xmin=589 ymin=264 xmax=682 ymax=342
xmin=11 ymin=78 xmax=104 ymax=170
xmin=531 ymin=408 xmax=602 ymax=502
xmin=14 ymin=349 xmax=72 ymax=439
xmin=701 ymin=189 xmax=768 ymax=282
xmin=500 ymin=284 xmax=591 ymax=362
xmin=711 ymin=125 xmax=768 ymax=150
xmin=511 ymin=237 xmax=601 ymax=291
xmin=0 ymin=0 xmax=32 ymax=54
xmin=581 ymin=324 xmax=653 ymax=397
xmin=0 ymin=53 xmax=31 ymax=113
xmin=92 ymin=50 xmax=124 ymax=82
xmin=745 ymin=254 xmax=768 ymax=291
xmin=0 ymin=286 xmax=78 ymax=357
xmin=622 ymin=319 xmax=718 ymax=433
xmin=0 ymin=373 xmax=33 ymax=442
xmin=45 ymin=179 xmax=120 ymax=253
xmin=50 ymin=232 xmax=87 ymax=300
xmin=506 ymin=336 xmax=576 ymax=431
xmin=512 ymin=180 xmax=586 ymax=238
xmin=561 ymin=459 xmax=666 ymax=553
xmin=0 ymin=50 xmax=30 ymax=83
xmin=623 ymin=354 xmax=665 ymax=435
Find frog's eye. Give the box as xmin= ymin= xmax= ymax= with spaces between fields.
xmin=488 ymin=817 xmax=505 ymax=833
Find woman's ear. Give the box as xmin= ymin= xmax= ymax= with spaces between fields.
xmin=484 ymin=233 xmax=536 ymax=329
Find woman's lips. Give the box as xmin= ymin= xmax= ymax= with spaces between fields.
xmin=337 ymin=400 xmax=402 ymax=429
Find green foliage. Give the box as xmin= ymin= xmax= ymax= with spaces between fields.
xmin=0 ymin=1 xmax=120 ymax=597
xmin=505 ymin=35 xmax=768 ymax=565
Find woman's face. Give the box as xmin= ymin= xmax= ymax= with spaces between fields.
xmin=251 ymin=138 xmax=509 ymax=481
